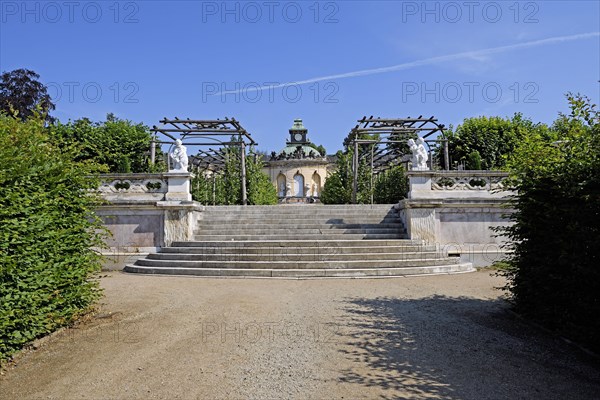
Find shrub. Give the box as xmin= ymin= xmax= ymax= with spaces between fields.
xmin=500 ymin=94 xmax=600 ymax=352
xmin=0 ymin=114 xmax=105 ymax=361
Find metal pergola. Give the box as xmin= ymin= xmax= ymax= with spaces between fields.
xmin=150 ymin=117 xmax=257 ymax=205
xmin=347 ymin=115 xmax=449 ymax=204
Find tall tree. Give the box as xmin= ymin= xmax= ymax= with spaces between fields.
xmin=445 ymin=113 xmax=547 ymax=170
xmin=50 ymin=114 xmax=153 ymax=173
xmin=0 ymin=69 xmax=55 ymax=122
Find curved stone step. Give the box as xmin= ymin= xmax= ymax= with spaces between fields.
xmin=133 ymin=257 xmax=460 ymax=269
xmin=146 ymin=251 xmax=444 ymax=262
xmin=171 ymin=239 xmax=424 ymax=247
xmin=161 ymin=244 xmax=438 ymax=254
xmin=124 ymin=263 xmax=475 ymax=278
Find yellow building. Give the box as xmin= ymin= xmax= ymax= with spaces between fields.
xmin=263 ymin=119 xmax=334 ymax=203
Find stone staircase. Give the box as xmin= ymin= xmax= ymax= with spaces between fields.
xmin=125 ymin=204 xmax=474 ymax=278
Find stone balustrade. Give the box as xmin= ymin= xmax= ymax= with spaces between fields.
xmin=98 ymin=173 xmax=169 ymax=202
xmin=430 ymin=170 xmax=509 ymax=191
xmin=398 ymin=170 xmax=514 ymax=267
xmin=407 ymin=170 xmax=511 ymax=200
xmin=95 ymin=172 xmax=201 ymax=269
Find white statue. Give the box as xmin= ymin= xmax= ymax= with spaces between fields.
xmin=286 ymin=183 xmax=291 ymax=197
xmin=312 ymin=183 xmax=318 ymax=197
xmin=408 ymin=137 xmax=429 ymax=170
xmin=279 ymin=182 xmax=286 ymax=197
xmin=170 ymin=139 xmax=188 ymax=172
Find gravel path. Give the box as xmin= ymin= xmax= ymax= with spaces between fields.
xmin=1 ymin=271 xmax=599 ymax=399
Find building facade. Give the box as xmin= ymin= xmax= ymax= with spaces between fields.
xmin=262 ymin=119 xmax=335 ymax=202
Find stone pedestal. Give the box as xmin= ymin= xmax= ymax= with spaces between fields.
xmin=166 ymin=172 xmax=194 ymax=201
xmin=407 ymin=171 xmax=434 ymax=199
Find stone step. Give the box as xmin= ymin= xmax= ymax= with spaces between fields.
xmin=160 ymin=244 xmax=438 ymax=254
xmin=133 ymin=257 xmax=461 ymax=270
xmin=197 ymin=223 xmax=403 ymax=230
xmin=124 ymin=263 xmax=474 ymax=278
xmin=147 ymin=251 xmax=444 ymax=262
xmin=200 ymin=210 xmax=397 ymax=216
xmin=202 ymin=205 xmax=397 ymax=211
xmin=124 ymin=204 xmax=474 ymax=278
xmin=193 ymin=228 xmax=404 ymax=235
xmin=171 ymin=239 xmax=423 ymax=248
xmin=199 ymin=214 xmax=400 ymax=221
xmin=197 ymin=218 xmax=401 ymax=226
xmin=193 ymin=233 xmax=408 ymax=241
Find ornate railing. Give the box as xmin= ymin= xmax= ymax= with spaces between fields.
xmin=98 ymin=173 xmax=168 ymax=201
xmin=99 ymin=173 xmax=168 ymax=193
xmin=429 ymin=171 xmax=509 ymax=191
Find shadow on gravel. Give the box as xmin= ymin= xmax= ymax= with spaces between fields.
xmin=335 ymin=295 xmax=600 ymax=400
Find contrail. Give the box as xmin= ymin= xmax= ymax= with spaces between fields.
xmin=213 ymin=32 xmax=599 ymax=95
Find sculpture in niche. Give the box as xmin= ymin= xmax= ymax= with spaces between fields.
xmin=286 ymin=183 xmax=292 ymax=197
xmin=279 ymin=182 xmax=286 ymax=197
xmin=408 ymin=137 xmax=429 ymax=170
xmin=170 ymin=139 xmax=189 ymax=172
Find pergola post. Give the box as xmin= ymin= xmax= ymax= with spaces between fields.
xmin=240 ymin=141 xmax=247 ymax=205
xmin=352 ymin=140 xmax=358 ymax=204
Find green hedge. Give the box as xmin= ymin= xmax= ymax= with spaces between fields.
xmin=500 ymin=94 xmax=600 ymax=352
xmin=0 ymin=115 xmax=105 ymax=361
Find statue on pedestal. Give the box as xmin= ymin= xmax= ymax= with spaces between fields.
xmin=170 ymin=139 xmax=189 ymax=172
xmin=408 ymin=137 xmax=429 ymax=170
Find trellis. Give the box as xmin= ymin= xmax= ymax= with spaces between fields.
xmin=150 ymin=117 xmax=257 ymax=205
xmin=347 ymin=115 xmax=449 ymax=204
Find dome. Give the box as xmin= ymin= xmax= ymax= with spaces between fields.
xmin=279 ymin=144 xmax=322 ymax=158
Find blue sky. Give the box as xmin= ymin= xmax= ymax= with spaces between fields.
xmin=1 ymin=0 xmax=599 ymax=154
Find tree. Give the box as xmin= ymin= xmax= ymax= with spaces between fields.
xmin=191 ymin=144 xmax=277 ymax=205
xmin=50 ymin=114 xmax=154 ymax=173
xmin=445 ymin=114 xmax=546 ymax=170
xmin=320 ymin=149 xmax=373 ymax=204
xmin=306 ymin=142 xmax=327 ymax=156
xmin=499 ymin=93 xmax=600 ymax=352
xmin=246 ymin=153 xmax=278 ymax=205
xmin=0 ymin=69 xmax=55 ymax=122
xmin=373 ymin=165 xmax=409 ymax=204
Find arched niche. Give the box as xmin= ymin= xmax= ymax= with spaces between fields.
xmin=276 ymin=173 xmax=286 ymax=197
xmin=311 ymin=171 xmax=322 ymax=197
xmin=293 ymin=172 xmax=304 ymax=197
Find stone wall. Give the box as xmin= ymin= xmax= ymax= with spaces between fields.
xmin=398 ymin=171 xmax=514 ymax=267
xmin=95 ymin=173 xmax=202 ymax=270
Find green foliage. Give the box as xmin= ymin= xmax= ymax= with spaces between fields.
xmin=466 ymin=150 xmax=482 ymax=170
xmin=246 ymin=154 xmax=278 ymax=205
xmin=499 ymin=93 xmax=600 ymax=352
xmin=306 ymin=142 xmax=327 ymax=156
xmin=320 ymin=151 xmax=353 ymax=204
xmin=320 ymin=148 xmax=399 ymax=204
xmin=446 ymin=114 xmax=547 ymax=170
xmin=191 ymin=145 xmax=277 ymax=205
xmin=0 ymin=114 xmax=105 ymax=361
xmin=50 ymin=114 xmax=154 ymax=173
xmin=373 ymin=165 xmax=409 ymax=204
xmin=0 ymin=68 xmax=55 ymax=123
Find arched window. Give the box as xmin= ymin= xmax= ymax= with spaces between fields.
xmin=293 ymin=173 xmax=304 ymax=197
